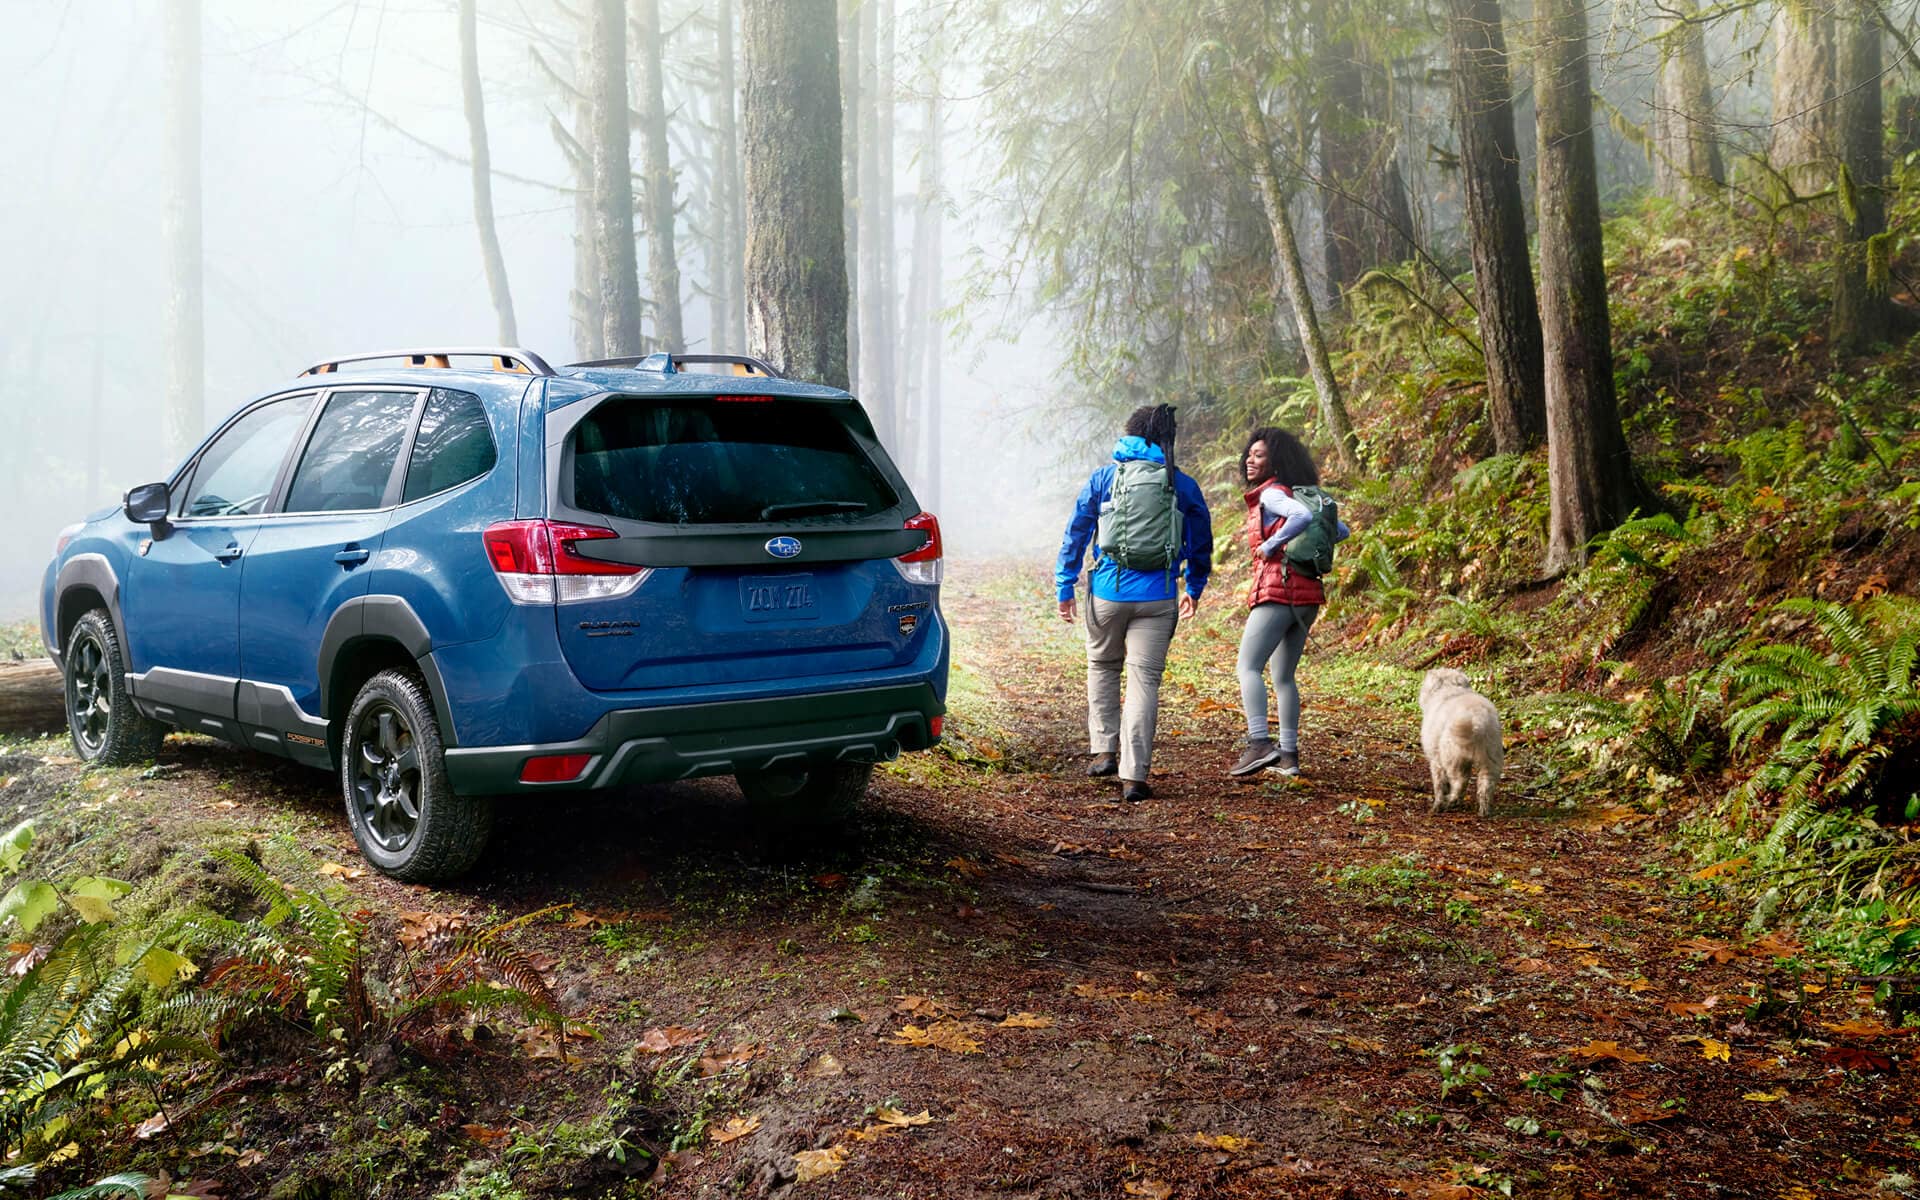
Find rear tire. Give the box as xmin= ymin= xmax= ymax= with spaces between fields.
xmin=736 ymin=762 xmax=873 ymax=827
xmin=62 ymin=609 xmax=166 ymax=766
xmin=341 ymin=669 xmax=493 ymax=883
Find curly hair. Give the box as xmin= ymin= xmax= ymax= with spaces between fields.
xmin=1124 ymin=404 xmax=1178 ymax=452
xmin=1242 ymin=427 xmax=1320 ymax=488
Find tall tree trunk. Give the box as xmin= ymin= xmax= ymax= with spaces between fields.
xmin=876 ymin=0 xmax=899 ymax=420
xmin=633 ymin=0 xmax=684 ymax=352
xmin=568 ymin=31 xmax=605 ymax=360
xmin=1448 ymin=0 xmax=1546 ymax=454
xmin=1831 ymin=0 xmax=1890 ymax=353
xmin=919 ymin=67 xmax=944 ymax=507
xmin=459 ymin=0 xmax=518 ymax=344
xmin=1770 ymin=2 xmax=1837 ymax=195
xmin=856 ymin=0 xmax=894 ymax=442
xmin=162 ymin=0 xmax=202 ymax=457
xmin=741 ymin=0 xmax=850 ymax=387
xmin=1317 ymin=18 xmax=1415 ymax=291
xmin=1237 ymin=77 xmax=1360 ymax=474
xmin=588 ymin=0 xmax=643 ymax=357
xmin=708 ymin=0 xmax=737 ymax=350
xmin=717 ymin=0 xmax=745 ymax=350
xmin=1535 ymin=0 xmax=1636 ymax=576
xmin=1650 ymin=0 xmax=1725 ymax=203
xmin=839 ymin=0 xmax=861 ymax=392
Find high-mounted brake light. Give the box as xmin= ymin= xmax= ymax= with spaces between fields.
xmin=893 ymin=512 xmax=943 ymax=585
xmin=483 ymin=520 xmax=650 ymax=604
xmin=712 ymin=394 xmax=776 ymax=403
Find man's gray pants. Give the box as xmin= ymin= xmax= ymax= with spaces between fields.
xmin=1083 ymin=596 xmax=1178 ymax=783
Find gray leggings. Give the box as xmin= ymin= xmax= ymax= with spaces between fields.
xmin=1237 ymin=603 xmax=1317 ymax=746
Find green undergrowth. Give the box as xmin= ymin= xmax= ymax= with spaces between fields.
xmin=1181 ymin=193 xmax=1920 ymax=997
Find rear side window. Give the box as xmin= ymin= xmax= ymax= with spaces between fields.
xmin=571 ymin=398 xmax=898 ymax=525
xmin=403 ymin=389 xmax=496 ymax=502
xmin=285 ymin=390 xmax=419 ymax=513
xmin=178 ymin=395 xmax=314 ymax=518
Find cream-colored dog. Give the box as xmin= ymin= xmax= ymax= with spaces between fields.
xmin=1419 ymin=668 xmax=1503 ymax=816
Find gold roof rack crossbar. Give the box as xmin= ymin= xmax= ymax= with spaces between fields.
xmin=565 ymin=352 xmax=783 ymax=379
xmin=300 ymin=347 xmax=556 ymax=377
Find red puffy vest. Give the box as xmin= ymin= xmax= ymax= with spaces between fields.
xmin=1243 ymin=483 xmax=1326 ymax=608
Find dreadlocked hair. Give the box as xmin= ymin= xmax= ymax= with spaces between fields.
xmin=1243 ymin=426 xmax=1320 ymax=488
xmin=1124 ymin=404 xmax=1179 ymax=453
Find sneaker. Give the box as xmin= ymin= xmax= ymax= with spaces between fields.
xmin=1271 ymin=749 xmax=1300 ymax=777
xmin=1230 ymin=738 xmax=1282 ymax=777
xmin=1086 ymin=752 xmax=1119 ymax=778
xmin=1121 ymin=779 xmax=1154 ymax=802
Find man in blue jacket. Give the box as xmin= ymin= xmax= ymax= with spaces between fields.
xmin=1055 ymin=405 xmax=1214 ymax=802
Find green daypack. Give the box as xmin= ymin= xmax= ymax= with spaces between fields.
xmin=1282 ymin=485 xmax=1340 ymax=578
xmin=1097 ymin=458 xmax=1184 ymax=572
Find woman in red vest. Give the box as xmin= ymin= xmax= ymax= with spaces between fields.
xmin=1229 ymin=428 xmax=1347 ymax=777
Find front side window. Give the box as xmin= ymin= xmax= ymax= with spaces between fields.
xmin=178 ymin=395 xmax=314 ymax=518
xmin=570 ymin=398 xmax=898 ymax=525
xmin=402 ymin=389 xmax=496 ymax=503
xmin=284 ymin=390 xmax=420 ymax=513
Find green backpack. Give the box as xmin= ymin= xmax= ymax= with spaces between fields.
xmin=1281 ymin=485 xmax=1340 ymax=578
xmin=1097 ymin=458 xmax=1184 ymax=572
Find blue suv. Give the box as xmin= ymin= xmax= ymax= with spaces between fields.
xmin=41 ymin=348 xmax=948 ymax=881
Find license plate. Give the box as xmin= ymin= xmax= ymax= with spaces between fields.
xmin=739 ymin=574 xmax=819 ymax=622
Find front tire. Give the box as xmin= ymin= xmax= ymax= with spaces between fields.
xmin=341 ymin=669 xmax=492 ymax=883
xmin=63 ymin=609 xmax=165 ymax=765
xmin=736 ymin=762 xmax=873 ymax=828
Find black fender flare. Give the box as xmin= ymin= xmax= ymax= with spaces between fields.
xmin=52 ymin=554 xmax=128 ymax=660
xmin=317 ymin=595 xmax=459 ymax=746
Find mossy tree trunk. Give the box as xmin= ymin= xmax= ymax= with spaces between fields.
xmin=588 ymin=0 xmax=643 ymax=357
xmin=742 ymin=0 xmax=850 ymax=388
xmin=459 ymin=0 xmax=517 ymax=344
xmin=1535 ymin=0 xmax=1636 ymax=576
xmin=1831 ymin=0 xmax=1890 ymax=354
xmin=1770 ymin=2 xmax=1837 ymax=195
xmin=1651 ymin=0 xmax=1725 ymax=204
xmin=1448 ymin=0 xmax=1545 ymax=455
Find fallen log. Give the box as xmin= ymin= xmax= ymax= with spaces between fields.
xmin=0 ymin=661 xmax=66 ymax=735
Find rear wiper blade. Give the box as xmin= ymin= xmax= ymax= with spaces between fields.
xmin=759 ymin=500 xmax=869 ymax=519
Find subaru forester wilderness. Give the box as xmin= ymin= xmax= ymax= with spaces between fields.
xmin=41 ymin=348 xmax=947 ymax=881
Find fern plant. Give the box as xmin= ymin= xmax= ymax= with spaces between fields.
xmin=1722 ymin=599 xmax=1920 ymax=850
xmin=191 ymin=850 xmax=564 ymax=1058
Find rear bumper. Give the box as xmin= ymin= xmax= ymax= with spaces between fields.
xmin=440 ymin=681 xmax=943 ymax=795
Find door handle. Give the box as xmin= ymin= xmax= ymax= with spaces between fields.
xmin=214 ymin=543 xmax=243 ymax=563
xmin=334 ymin=546 xmax=372 ymax=567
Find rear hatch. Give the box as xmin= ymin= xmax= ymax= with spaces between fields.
xmin=540 ymin=387 xmax=937 ymax=693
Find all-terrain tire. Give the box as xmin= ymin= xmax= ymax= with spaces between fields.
xmin=736 ymin=762 xmax=874 ymax=828
xmin=63 ymin=608 xmax=166 ymax=765
xmin=341 ymin=669 xmax=493 ymax=883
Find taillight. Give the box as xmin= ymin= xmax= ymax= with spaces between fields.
xmin=894 ymin=511 xmax=943 ymax=585
xmin=482 ymin=520 xmax=650 ymax=604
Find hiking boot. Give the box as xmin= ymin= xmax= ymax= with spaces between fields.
xmin=1271 ymin=749 xmax=1300 ymax=777
xmin=1121 ymin=779 xmax=1154 ymax=803
xmin=1086 ymin=752 xmax=1119 ymax=778
xmin=1230 ymin=738 xmax=1282 ymax=777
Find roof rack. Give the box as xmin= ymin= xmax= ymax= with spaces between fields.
xmin=300 ymin=347 xmax=556 ymax=377
xmin=565 ymin=352 xmax=783 ymax=379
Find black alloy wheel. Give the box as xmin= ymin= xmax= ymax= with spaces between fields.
xmin=65 ymin=629 xmax=112 ymax=758
xmin=350 ymin=702 xmax=423 ymax=855
xmin=61 ymin=608 xmax=165 ymax=765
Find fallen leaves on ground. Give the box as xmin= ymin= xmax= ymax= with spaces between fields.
xmin=894 ymin=994 xmax=966 ymax=1021
xmin=1674 ymin=937 xmax=1741 ymax=964
xmin=397 ymin=910 xmax=467 ymax=949
xmin=1822 ymin=1018 xmax=1902 ymax=1038
xmin=1663 ymin=999 xmax=1714 ymax=1018
xmin=636 ymin=1025 xmax=705 ymax=1054
xmin=696 ymin=1042 xmax=761 ymax=1076
xmin=794 ymin=1145 xmax=849 ymax=1182
xmin=804 ymin=1052 xmax=844 ymax=1077
xmin=890 ymin=1022 xmax=982 ymax=1054
xmin=945 ymin=856 xmax=986 ymax=877
xmin=1189 ymin=1008 xmax=1233 ymax=1033
xmin=1566 ymin=1039 xmax=1652 ymax=1064
xmin=1821 ymin=1045 xmax=1893 ymax=1072
xmin=1070 ymin=982 xmax=1172 ymax=1003
xmin=1746 ymin=931 xmax=1803 ymax=959
xmin=874 ymin=1106 xmax=933 ymax=1127
xmin=564 ymin=908 xmax=669 ymax=929
xmin=710 ymin=1115 xmax=761 ymax=1145
xmin=1192 ymin=1132 xmax=1254 ymax=1152
xmin=461 ymin=1124 xmax=510 ymax=1146
xmin=1123 ymin=1181 xmax=1173 ymax=1199
xmin=998 ymin=1012 xmax=1053 ymax=1028
xmin=1690 ymin=857 xmax=1749 ymax=880
xmin=317 ymin=861 xmax=364 ymax=880
xmin=1742 ymin=1090 xmax=1787 ymax=1103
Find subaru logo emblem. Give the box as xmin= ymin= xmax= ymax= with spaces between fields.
xmin=765 ymin=536 xmax=802 ymax=559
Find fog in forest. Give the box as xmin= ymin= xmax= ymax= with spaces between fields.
xmin=0 ymin=0 xmax=1790 ymax=619
xmin=0 ymin=0 xmax=1083 ymax=619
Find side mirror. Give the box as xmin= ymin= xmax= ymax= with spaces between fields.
xmin=124 ymin=482 xmax=171 ymax=525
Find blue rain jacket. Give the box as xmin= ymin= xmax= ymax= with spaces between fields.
xmin=1055 ymin=437 xmax=1214 ymax=604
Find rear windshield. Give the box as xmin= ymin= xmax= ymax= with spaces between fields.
xmin=570 ymin=397 xmax=899 ymax=525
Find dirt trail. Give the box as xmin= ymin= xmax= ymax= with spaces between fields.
xmin=4 ymin=567 xmax=1914 ymax=1198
